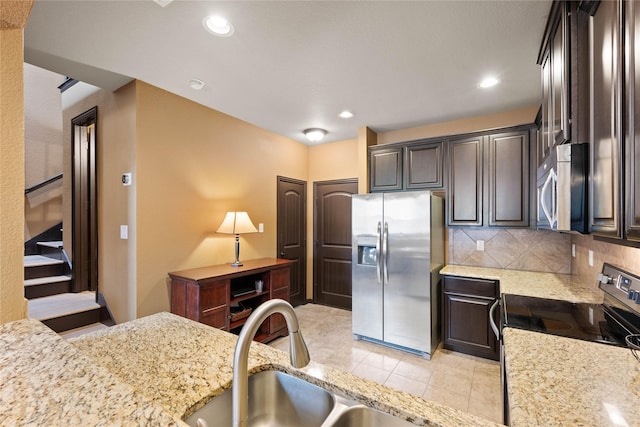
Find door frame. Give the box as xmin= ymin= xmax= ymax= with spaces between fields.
xmin=71 ymin=107 xmax=98 ymax=293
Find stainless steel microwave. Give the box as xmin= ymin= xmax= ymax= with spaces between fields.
xmin=536 ymin=143 xmax=588 ymax=233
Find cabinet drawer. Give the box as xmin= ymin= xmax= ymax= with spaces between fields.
xmin=270 ymin=267 xmax=290 ymax=292
xmin=201 ymin=306 xmax=228 ymax=330
xmin=443 ymin=275 xmax=498 ymax=298
xmin=200 ymin=280 xmax=229 ymax=309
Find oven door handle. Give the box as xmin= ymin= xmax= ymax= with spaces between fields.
xmin=489 ymin=299 xmax=501 ymax=340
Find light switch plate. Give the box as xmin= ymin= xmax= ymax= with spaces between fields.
xmin=120 ymin=225 xmax=128 ymax=239
xmin=258 ymin=223 xmax=264 ymax=233
xmin=476 ymin=240 xmax=484 ymax=251
xmin=122 ymin=172 xmax=132 ymax=186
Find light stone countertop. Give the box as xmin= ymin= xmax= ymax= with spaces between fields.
xmin=70 ymin=312 xmax=499 ymax=426
xmin=503 ymin=327 xmax=640 ymax=427
xmin=0 ymin=318 xmax=183 ymax=426
xmin=440 ymin=265 xmax=603 ymax=304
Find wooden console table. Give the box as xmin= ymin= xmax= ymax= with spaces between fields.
xmin=168 ymin=258 xmax=296 ymax=343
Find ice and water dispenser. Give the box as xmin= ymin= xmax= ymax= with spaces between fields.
xmin=356 ymin=236 xmax=377 ymax=266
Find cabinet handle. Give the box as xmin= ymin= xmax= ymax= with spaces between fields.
xmin=489 ymin=299 xmax=501 ymax=340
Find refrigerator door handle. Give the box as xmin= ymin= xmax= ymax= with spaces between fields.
xmin=383 ymin=222 xmax=389 ymax=283
xmin=376 ymin=222 xmax=382 ymax=284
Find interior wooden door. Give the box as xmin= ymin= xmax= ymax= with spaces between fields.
xmin=313 ymin=179 xmax=357 ymax=309
xmin=276 ymin=176 xmax=306 ymax=306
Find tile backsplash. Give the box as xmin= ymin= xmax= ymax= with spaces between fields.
xmin=572 ymin=233 xmax=640 ymax=292
xmin=448 ymin=228 xmax=571 ymax=274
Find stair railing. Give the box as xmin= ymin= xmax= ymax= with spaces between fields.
xmin=24 ymin=173 xmax=63 ymax=195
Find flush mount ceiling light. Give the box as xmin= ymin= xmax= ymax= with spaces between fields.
xmin=203 ymin=15 xmax=234 ymax=37
xmin=338 ymin=110 xmax=355 ymax=119
xmin=303 ymin=128 xmax=327 ymax=142
xmin=479 ymin=76 xmax=500 ymax=89
xmin=153 ymin=0 xmax=174 ymax=7
xmin=188 ymin=78 xmax=205 ymax=90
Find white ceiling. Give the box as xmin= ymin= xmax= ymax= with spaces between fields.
xmin=24 ymin=0 xmax=550 ymax=145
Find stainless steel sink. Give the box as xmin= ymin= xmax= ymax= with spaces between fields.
xmin=327 ymin=405 xmax=416 ymax=427
xmin=184 ymin=370 xmax=335 ymax=427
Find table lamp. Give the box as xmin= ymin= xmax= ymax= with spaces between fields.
xmin=216 ymin=211 xmax=258 ymax=267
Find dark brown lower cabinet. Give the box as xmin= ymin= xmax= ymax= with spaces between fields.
xmin=442 ymin=275 xmax=499 ymax=361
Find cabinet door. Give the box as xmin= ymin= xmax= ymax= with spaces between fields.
xmin=540 ymin=49 xmax=553 ymax=163
xmin=448 ymin=136 xmax=483 ymax=226
xmin=551 ymin=2 xmax=570 ymax=145
xmin=442 ymin=293 xmax=498 ymax=360
xmin=488 ymin=131 xmax=529 ymax=227
xmin=270 ymin=267 xmax=290 ymax=293
xmin=269 ymin=287 xmax=289 ymax=335
xmin=404 ymin=140 xmax=444 ymax=189
xmin=197 ymin=280 xmax=229 ymax=330
xmin=589 ymin=0 xmax=623 ymax=238
xmin=626 ymin=0 xmax=640 ymax=241
xmin=369 ymin=147 xmax=403 ymax=192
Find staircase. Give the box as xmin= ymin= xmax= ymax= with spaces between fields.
xmin=24 ymin=225 xmax=110 ymax=336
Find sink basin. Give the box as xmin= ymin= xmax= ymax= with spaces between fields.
xmin=184 ymin=370 xmax=335 ymax=427
xmin=328 ymin=406 xmax=416 ymax=427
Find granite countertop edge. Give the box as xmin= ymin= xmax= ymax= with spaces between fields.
xmin=69 ymin=312 xmax=499 ymax=427
xmin=440 ymin=265 xmax=603 ymax=304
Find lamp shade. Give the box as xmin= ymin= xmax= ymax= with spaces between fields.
xmin=216 ymin=211 xmax=258 ymax=235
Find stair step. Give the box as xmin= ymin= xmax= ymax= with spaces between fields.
xmin=28 ymin=292 xmax=99 ymax=321
xmin=37 ymin=241 xmax=63 ymax=249
xmin=59 ymin=322 xmax=109 ymax=340
xmin=24 ymin=255 xmax=64 ymax=268
xmin=24 ymin=275 xmax=72 ymax=287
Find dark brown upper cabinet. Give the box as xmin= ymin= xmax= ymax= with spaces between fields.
xmin=588 ymin=0 xmax=623 ymax=239
xmin=404 ymin=140 xmax=444 ymax=190
xmin=369 ymin=139 xmax=444 ymax=192
xmin=488 ymin=131 xmax=530 ymax=227
xmin=625 ymin=0 xmax=640 ymax=241
xmin=538 ymin=1 xmax=571 ymax=166
xmin=448 ymin=135 xmax=483 ymax=226
xmin=369 ymin=147 xmax=403 ymax=192
xmin=448 ymin=127 xmax=531 ymax=227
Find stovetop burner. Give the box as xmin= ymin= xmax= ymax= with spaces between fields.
xmin=502 ymin=264 xmax=640 ymax=347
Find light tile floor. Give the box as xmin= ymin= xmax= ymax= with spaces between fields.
xmin=269 ymin=303 xmax=502 ymax=424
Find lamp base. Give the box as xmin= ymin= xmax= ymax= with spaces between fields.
xmin=231 ymin=261 xmax=243 ymax=267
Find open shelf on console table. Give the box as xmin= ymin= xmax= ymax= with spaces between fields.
xmin=168 ymin=257 xmax=296 ymax=343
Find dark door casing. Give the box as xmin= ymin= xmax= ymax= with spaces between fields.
xmin=71 ymin=107 xmax=98 ymax=293
xmin=313 ymin=179 xmax=358 ymax=309
xmin=276 ymin=176 xmax=307 ymax=306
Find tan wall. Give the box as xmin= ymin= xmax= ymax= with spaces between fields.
xmin=0 ymin=1 xmax=33 ymax=324
xmin=307 ymin=138 xmax=359 ymax=297
xmin=377 ymin=106 xmax=539 ymax=145
xmin=24 ymin=64 xmax=65 ymax=240
xmin=572 ymin=234 xmax=640 ymax=292
xmin=135 ymin=82 xmax=308 ymax=318
xmin=61 ymin=81 xmax=137 ymax=323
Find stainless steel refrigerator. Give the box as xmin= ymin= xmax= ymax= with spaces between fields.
xmin=351 ymin=190 xmax=444 ymax=359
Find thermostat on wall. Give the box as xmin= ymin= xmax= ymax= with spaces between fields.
xmin=122 ymin=173 xmax=132 ymax=186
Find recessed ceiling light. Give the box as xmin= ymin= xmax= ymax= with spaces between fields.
xmin=203 ymin=15 xmax=234 ymax=37
xmin=479 ymin=76 xmax=500 ymax=88
xmin=303 ymin=128 xmax=327 ymax=142
xmin=188 ymin=78 xmax=205 ymax=90
xmin=339 ymin=110 xmax=355 ymax=119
